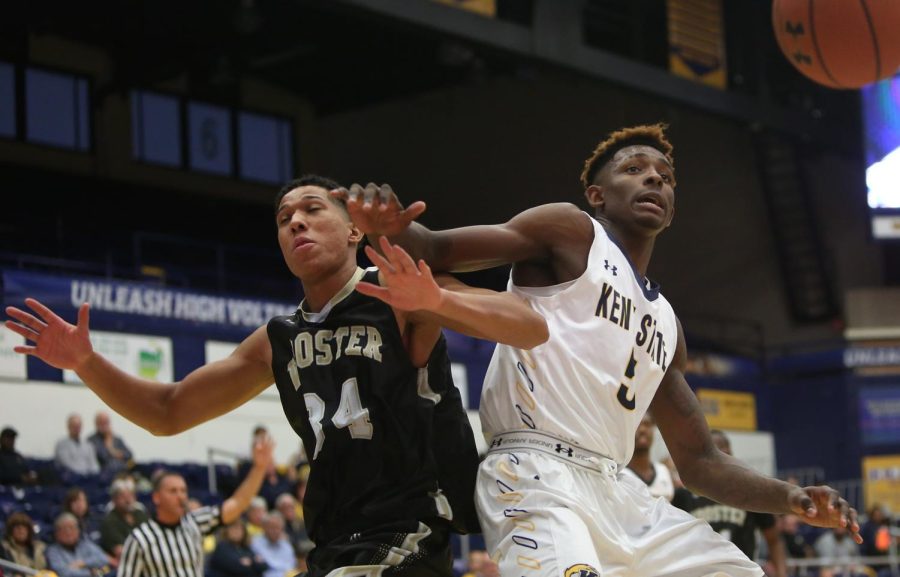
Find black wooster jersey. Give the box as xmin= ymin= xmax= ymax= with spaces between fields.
xmin=267 ymin=269 xmax=480 ymax=545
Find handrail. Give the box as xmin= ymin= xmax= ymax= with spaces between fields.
xmin=206 ymin=447 xmax=245 ymax=494
xmin=0 ymin=558 xmax=40 ymax=576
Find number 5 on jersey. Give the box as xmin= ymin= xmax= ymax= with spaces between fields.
xmin=303 ymin=378 xmax=374 ymax=460
xmin=617 ymin=349 xmax=637 ymax=410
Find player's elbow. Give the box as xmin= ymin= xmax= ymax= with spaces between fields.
xmin=516 ymin=316 xmax=549 ymax=350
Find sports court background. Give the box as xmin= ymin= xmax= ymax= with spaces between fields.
xmin=1 ymin=0 xmax=900 ymax=566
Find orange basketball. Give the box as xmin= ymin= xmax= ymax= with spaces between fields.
xmin=773 ymin=0 xmax=900 ymax=89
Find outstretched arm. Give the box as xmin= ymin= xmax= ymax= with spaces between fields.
xmin=357 ymin=237 xmax=549 ymax=351
xmin=334 ymin=184 xmax=590 ymax=272
xmin=222 ymin=435 xmax=275 ymax=525
xmin=5 ymin=299 xmax=274 ymax=436
xmin=652 ymin=318 xmax=861 ymax=542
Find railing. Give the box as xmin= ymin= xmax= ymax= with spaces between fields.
xmin=206 ymin=446 xmax=245 ymax=495
xmin=0 ymin=558 xmax=40 ymax=576
xmin=778 ymin=467 xmax=827 ymax=487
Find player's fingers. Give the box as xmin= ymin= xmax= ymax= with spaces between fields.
xmin=355 ymin=282 xmax=393 ymax=304
xmin=364 ymin=245 xmax=394 ymax=274
xmin=24 ymin=298 xmax=63 ymax=325
xmin=13 ymin=345 xmax=37 ymax=355
xmin=392 ymin=244 xmax=418 ymax=275
xmin=378 ymin=183 xmax=396 ymax=208
xmin=402 ymin=201 xmax=427 ymax=222
xmin=796 ymin=493 xmax=817 ymax=518
xmin=77 ymin=303 xmax=90 ymax=330
xmin=5 ymin=306 xmax=47 ymax=333
xmin=330 ymin=187 xmax=349 ymax=201
xmin=5 ymin=320 xmax=40 ymax=342
xmin=377 ymin=236 xmax=399 ymax=266
xmin=363 ymin=183 xmax=379 ymax=209
xmin=348 ymin=183 xmax=364 ymax=204
xmin=418 ymin=260 xmax=435 ymax=280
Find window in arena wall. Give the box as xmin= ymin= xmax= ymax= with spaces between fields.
xmin=131 ymin=90 xmax=183 ymax=168
xmin=188 ymin=101 xmax=233 ymax=177
xmin=0 ymin=62 xmax=15 ymax=139
xmin=238 ymin=111 xmax=294 ymax=185
xmin=24 ymin=67 xmax=91 ymax=151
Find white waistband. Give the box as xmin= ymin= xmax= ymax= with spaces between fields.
xmin=486 ymin=429 xmax=618 ymax=475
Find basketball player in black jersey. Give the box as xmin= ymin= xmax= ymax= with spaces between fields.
xmin=5 ymin=174 xmax=549 ymax=577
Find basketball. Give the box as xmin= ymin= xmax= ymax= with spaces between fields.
xmin=772 ymin=0 xmax=900 ymax=89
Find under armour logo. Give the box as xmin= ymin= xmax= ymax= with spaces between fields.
xmin=785 ymin=21 xmax=805 ymax=38
xmin=604 ymin=260 xmax=618 ymax=276
xmin=793 ymin=52 xmax=812 ymax=65
xmin=555 ymin=444 xmax=574 ymax=457
xmin=490 ymin=438 xmax=504 ymax=448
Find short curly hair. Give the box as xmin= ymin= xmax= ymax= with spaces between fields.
xmin=580 ymin=124 xmax=675 ymax=189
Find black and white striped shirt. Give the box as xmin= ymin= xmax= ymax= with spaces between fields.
xmin=118 ymin=506 xmax=221 ymax=577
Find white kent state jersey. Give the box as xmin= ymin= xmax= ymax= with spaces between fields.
xmin=480 ymin=214 xmax=678 ymax=466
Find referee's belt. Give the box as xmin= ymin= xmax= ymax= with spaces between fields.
xmin=486 ymin=429 xmax=618 ymax=474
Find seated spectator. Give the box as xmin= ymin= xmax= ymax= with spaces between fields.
xmin=209 ymin=521 xmax=268 ymax=577
xmin=1 ymin=512 xmax=47 ymax=572
xmin=63 ymin=488 xmax=102 ymax=545
xmin=250 ymin=513 xmax=295 ymax=577
xmin=245 ymin=497 xmax=267 ymax=539
xmin=294 ymin=540 xmax=314 ymax=575
xmin=87 ymin=412 xmax=133 ymax=475
xmin=0 ymin=427 xmax=37 ymax=486
xmin=815 ymin=525 xmax=862 ymax=576
xmin=274 ymin=493 xmax=307 ymax=547
xmin=54 ymin=414 xmax=100 ymax=476
xmin=99 ymin=479 xmax=148 ymax=561
xmin=257 ymin=462 xmax=292 ymax=511
xmin=860 ymin=504 xmax=892 ymax=575
xmin=45 ymin=513 xmax=112 ymax=577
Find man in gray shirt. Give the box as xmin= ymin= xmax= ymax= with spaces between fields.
xmin=55 ymin=414 xmax=100 ymax=475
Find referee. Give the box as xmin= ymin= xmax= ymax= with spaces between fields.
xmin=118 ymin=436 xmax=275 ymax=577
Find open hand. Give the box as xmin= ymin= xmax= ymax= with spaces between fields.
xmin=5 ymin=298 xmax=94 ymax=371
xmin=788 ymin=485 xmax=862 ymax=543
xmin=252 ymin=434 xmax=276 ymax=470
xmin=331 ymin=183 xmax=426 ymax=236
xmin=357 ymin=237 xmax=442 ymax=312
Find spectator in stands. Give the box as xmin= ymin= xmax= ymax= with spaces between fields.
xmin=274 ymin=493 xmax=307 ymax=546
xmin=88 ymin=412 xmax=133 ymax=475
xmin=258 ymin=462 xmax=291 ymax=510
xmin=859 ymin=503 xmax=892 ymax=575
xmin=54 ymin=414 xmax=100 ymax=476
xmin=780 ymin=513 xmax=815 ymax=570
xmin=250 ymin=513 xmax=295 ymax=577
xmin=1 ymin=512 xmax=47 ymax=572
xmin=99 ymin=478 xmax=148 ymax=561
xmin=294 ymin=540 xmax=314 ymax=574
xmin=461 ymin=550 xmax=499 ymax=577
xmin=814 ymin=525 xmax=861 ymax=575
xmin=63 ymin=488 xmax=102 ymax=545
xmin=0 ymin=427 xmax=37 ymax=486
xmin=245 ymin=497 xmax=267 ymax=539
xmin=117 ymin=436 xmax=274 ymax=577
xmin=622 ymin=412 xmax=674 ymax=501
xmin=209 ymin=521 xmax=268 ymax=577
xmin=45 ymin=513 xmax=112 ymax=577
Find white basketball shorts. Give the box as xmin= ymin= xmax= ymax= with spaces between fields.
xmin=475 ymin=430 xmax=764 ymax=577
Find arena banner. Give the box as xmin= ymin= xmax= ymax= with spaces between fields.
xmin=2 ymin=270 xmax=297 ymax=339
xmin=667 ymin=0 xmax=727 ymax=89
xmin=859 ymin=385 xmax=900 ymax=446
xmin=697 ymin=388 xmax=757 ymax=431
xmin=430 ymin=0 xmax=495 ymax=17
xmin=862 ymin=454 xmax=900 ymax=514
xmin=63 ymin=330 xmax=173 ymax=384
xmin=0 ymin=329 xmax=26 ymax=380
xmin=205 ymin=340 xmax=278 ymax=400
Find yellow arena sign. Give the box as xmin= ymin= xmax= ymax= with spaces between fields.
xmin=863 ymin=455 xmax=900 ymax=514
xmin=697 ymin=389 xmax=757 ymax=431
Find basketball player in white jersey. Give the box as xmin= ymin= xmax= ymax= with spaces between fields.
xmin=334 ymin=124 xmax=861 ymax=577
xmin=622 ymin=413 xmax=674 ymax=501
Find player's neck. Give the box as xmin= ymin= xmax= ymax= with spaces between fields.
xmin=600 ymin=222 xmax=656 ymax=276
xmin=628 ymin=451 xmax=652 ymax=473
xmin=302 ymin=260 xmax=359 ymax=313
